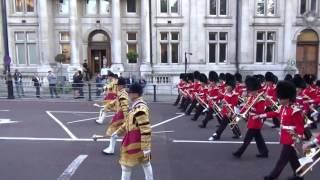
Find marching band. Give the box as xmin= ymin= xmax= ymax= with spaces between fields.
xmin=174 ymin=71 xmax=320 ymax=180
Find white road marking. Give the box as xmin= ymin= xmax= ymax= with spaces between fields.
xmin=67 ymin=114 xmax=114 ymax=124
xmin=0 ymin=110 xmax=9 ymax=112
xmin=0 ymin=137 xmax=122 ymax=142
xmin=48 ymin=111 xmax=99 ymax=114
xmin=151 ymin=113 xmax=185 ymax=128
xmin=46 ymin=111 xmax=77 ymax=140
xmin=57 ymin=155 xmax=88 ymax=180
xmin=0 ymin=119 xmax=20 ymax=125
xmin=153 ymin=130 xmax=175 ymax=134
xmin=172 ymin=140 xmax=279 ymax=145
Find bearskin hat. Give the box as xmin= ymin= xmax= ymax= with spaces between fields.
xmin=225 ymin=73 xmax=236 ymax=88
xmin=273 ymin=75 xmax=278 ymax=84
xmin=316 ymin=80 xmax=320 ymax=87
xmin=128 ymin=83 xmax=143 ymax=96
xmin=277 ymin=81 xmax=296 ymax=101
xmin=245 ymin=76 xmax=261 ymax=91
xmin=193 ymin=71 xmax=201 ymax=81
xmin=303 ymin=74 xmax=316 ymax=85
xmin=179 ymin=73 xmax=184 ymax=80
xmin=253 ymin=74 xmax=265 ymax=84
xmin=235 ymin=73 xmax=242 ymax=83
xmin=284 ymin=74 xmax=293 ymax=81
xmin=117 ymin=77 xmax=126 ymax=86
xmin=219 ymin=73 xmax=226 ymax=81
xmin=199 ymin=74 xmax=208 ymax=84
xmin=187 ymin=73 xmax=194 ymax=82
xmin=292 ymin=75 xmax=306 ymax=89
xmin=209 ymin=71 xmax=219 ymax=83
xmin=265 ymin=72 xmax=274 ymax=82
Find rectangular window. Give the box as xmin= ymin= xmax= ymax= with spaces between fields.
xmin=257 ymin=0 xmax=265 ymax=15
xmin=127 ymin=32 xmax=138 ymax=64
xmin=171 ymin=43 xmax=179 ymax=63
xmin=87 ymin=0 xmax=97 ymax=15
xmin=256 ymin=31 xmax=276 ymax=63
xmin=127 ymin=0 xmax=136 ymax=13
xmin=161 ymin=43 xmax=168 ymax=63
xmin=15 ymin=31 xmax=38 ymax=65
xmin=100 ymin=0 xmax=110 ymax=14
xmin=311 ymin=0 xmax=317 ymax=12
xmin=127 ymin=44 xmax=137 ymax=63
xmin=299 ymin=0 xmax=317 ymax=15
xmin=170 ymin=0 xmax=178 ymax=13
xmin=26 ymin=0 xmax=35 ymax=12
xmin=15 ymin=0 xmax=23 ymax=12
xmin=60 ymin=32 xmax=70 ymax=41
xmin=300 ymin=0 xmax=307 ymax=14
xmin=16 ymin=44 xmax=26 ymax=64
xmin=15 ymin=0 xmax=35 ymax=13
xmin=267 ymin=0 xmax=275 ymax=15
xmin=161 ymin=32 xmax=168 ymax=40
xmin=59 ymin=32 xmax=71 ymax=64
xmin=128 ymin=33 xmax=137 ymax=41
xmin=209 ymin=0 xmax=228 ymax=16
xmin=257 ymin=0 xmax=275 ymax=16
xmin=208 ymin=32 xmax=228 ymax=63
xmin=28 ymin=44 xmax=38 ymax=64
xmin=58 ymin=0 xmax=69 ymax=15
xmin=161 ymin=0 xmax=168 ymax=13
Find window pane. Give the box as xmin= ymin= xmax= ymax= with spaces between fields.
xmin=219 ymin=43 xmax=227 ymax=63
xmin=16 ymin=32 xmax=25 ymax=41
xmin=209 ymin=43 xmax=216 ymax=63
xmin=171 ymin=43 xmax=179 ymax=63
xmin=60 ymin=44 xmax=71 ymax=63
xmin=209 ymin=32 xmax=217 ymax=41
xmin=170 ymin=0 xmax=178 ymax=13
xmin=257 ymin=32 xmax=264 ymax=40
xmin=128 ymin=44 xmax=137 ymax=63
xmin=161 ymin=43 xmax=168 ymax=63
xmin=267 ymin=0 xmax=275 ymax=16
xmin=311 ymin=0 xmax=317 ymax=12
xmin=86 ymin=0 xmax=97 ymax=15
xmin=59 ymin=0 xmax=69 ymax=14
xmin=128 ymin=33 xmax=137 ymax=40
xmin=161 ymin=32 xmax=168 ymax=40
xmin=28 ymin=44 xmax=38 ymax=64
xmin=266 ymin=43 xmax=274 ymax=63
xmin=100 ymin=0 xmax=111 ymax=14
xmin=171 ymin=32 xmax=179 ymax=40
xmin=219 ymin=32 xmax=228 ymax=40
xmin=15 ymin=0 xmax=23 ymax=12
xmin=127 ymin=0 xmax=136 ymax=13
xmin=27 ymin=32 xmax=36 ymax=41
xmin=210 ymin=0 xmax=217 ymax=15
xmin=161 ymin=0 xmax=168 ymax=13
xmin=16 ymin=44 xmax=26 ymax=64
xmin=267 ymin=32 xmax=276 ymax=40
xmin=60 ymin=32 xmax=70 ymax=41
xmin=257 ymin=0 xmax=265 ymax=15
xmin=220 ymin=0 xmax=227 ymax=15
xmin=300 ymin=0 xmax=307 ymax=15
xmin=26 ymin=0 xmax=35 ymax=12
xmin=256 ymin=43 xmax=264 ymax=63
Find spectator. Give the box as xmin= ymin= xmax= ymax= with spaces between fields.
xmin=139 ymin=77 xmax=147 ymax=88
xmin=13 ymin=69 xmax=24 ymax=97
xmin=78 ymin=70 xmax=84 ymax=98
xmin=72 ymin=71 xmax=80 ymax=98
xmin=32 ymin=73 xmax=41 ymax=98
xmin=95 ymin=73 xmax=103 ymax=97
xmin=47 ymin=71 xmax=59 ymax=98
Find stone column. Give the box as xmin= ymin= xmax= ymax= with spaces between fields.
xmin=38 ymin=0 xmax=53 ymax=69
xmin=140 ymin=0 xmax=152 ymax=75
xmin=111 ymin=0 xmax=123 ymax=72
xmin=70 ymin=0 xmax=80 ymax=66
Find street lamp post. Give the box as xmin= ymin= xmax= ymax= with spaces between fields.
xmin=184 ymin=52 xmax=192 ymax=74
xmin=1 ymin=0 xmax=14 ymax=99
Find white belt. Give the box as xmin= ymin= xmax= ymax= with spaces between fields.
xmin=281 ymin=125 xmax=295 ymax=131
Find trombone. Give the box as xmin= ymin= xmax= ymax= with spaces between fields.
xmin=296 ymin=144 xmax=320 ymax=177
xmin=195 ymin=93 xmax=209 ymax=110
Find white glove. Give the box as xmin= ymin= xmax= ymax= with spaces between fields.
xmin=234 ymin=106 xmax=240 ymax=115
xmin=143 ymin=150 xmax=151 ymax=157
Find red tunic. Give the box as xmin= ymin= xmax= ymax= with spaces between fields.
xmin=264 ymin=84 xmax=277 ymax=107
xmin=207 ymin=86 xmax=222 ymax=107
xmin=316 ymin=134 xmax=320 ymax=144
xmin=220 ymin=92 xmax=239 ymax=117
xmin=235 ymin=83 xmax=246 ymax=96
xmin=241 ymin=94 xmax=266 ymax=129
xmin=265 ymin=105 xmax=304 ymax=145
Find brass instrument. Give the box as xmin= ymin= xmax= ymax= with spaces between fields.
xmin=264 ymin=95 xmax=280 ymax=111
xmin=195 ymin=93 xmax=209 ymax=110
xmin=296 ymin=145 xmax=320 ymax=177
xmin=208 ymin=97 xmax=223 ymax=120
xmin=236 ymin=91 xmax=265 ymax=122
xmin=221 ymin=99 xmax=242 ymax=136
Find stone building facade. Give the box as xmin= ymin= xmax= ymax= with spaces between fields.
xmin=2 ymin=0 xmax=320 ymax=83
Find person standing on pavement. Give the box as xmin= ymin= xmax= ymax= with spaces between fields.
xmin=78 ymin=70 xmax=84 ymax=98
xmin=47 ymin=71 xmax=59 ymax=98
xmin=14 ymin=69 xmax=24 ymax=97
xmin=95 ymin=73 xmax=103 ymax=97
xmin=32 ymin=73 xmax=41 ymax=98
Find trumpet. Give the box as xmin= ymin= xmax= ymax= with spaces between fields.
xmin=296 ymin=144 xmax=320 ymax=177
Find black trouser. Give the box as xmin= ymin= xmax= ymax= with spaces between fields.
xmin=265 ymin=107 xmax=280 ymax=127
xmin=186 ymin=99 xmax=197 ymax=115
xmin=267 ymin=145 xmax=300 ymax=179
xmin=174 ymin=94 xmax=181 ymax=106
xmin=215 ymin=117 xmax=241 ymax=137
xmin=307 ymin=113 xmax=318 ymax=129
xmin=35 ymin=85 xmax=40 ymax=98
xmin=304 ymin=127 xmax=313 ymax=141
xmin=182 ymin=98 xmax=191 ymax=112
xmin=192 ymin=105 xmax=204 ymax=121
xmin=234 ymin=129 xmax=268 ymax=156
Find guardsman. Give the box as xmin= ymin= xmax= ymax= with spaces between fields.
xmin=111 ymin=83 xmax=153 ymax=180
xmin=179 ymin=73 xmax=194 ymax=110
xmin=303 ymin=74 xmax=317 ymax=129
xmin=96 ymin=72 xmax=118 ymax=124
xmin=208 ymin=73 xmax=241 ymax=140
xmin=256 ymin=81 xmax=304 ymax=180
xmin=103 ymin=77 xmax=129 ymax=155
xmin=235 ymin=73 xmax=246 ymax=97
xmin=185 ymin=71 xmax=202 ymax=114
xmin=197 ymin=71 xmax=222 ymax=128
xmin=190 ymin=74 xmax=209 ymax=120
xmin=173 ymin=73 xmax=186 ymax=106
xmin=232 ymin=76 xmax=269 ymax=158
xmin=264 ymin=72 xmax=280 ymax=128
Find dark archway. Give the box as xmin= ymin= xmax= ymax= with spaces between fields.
xmin=88 ymin=30 xmax=111 ymax=74
xmin=296 ymin=29 xmax=319 ymax=76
